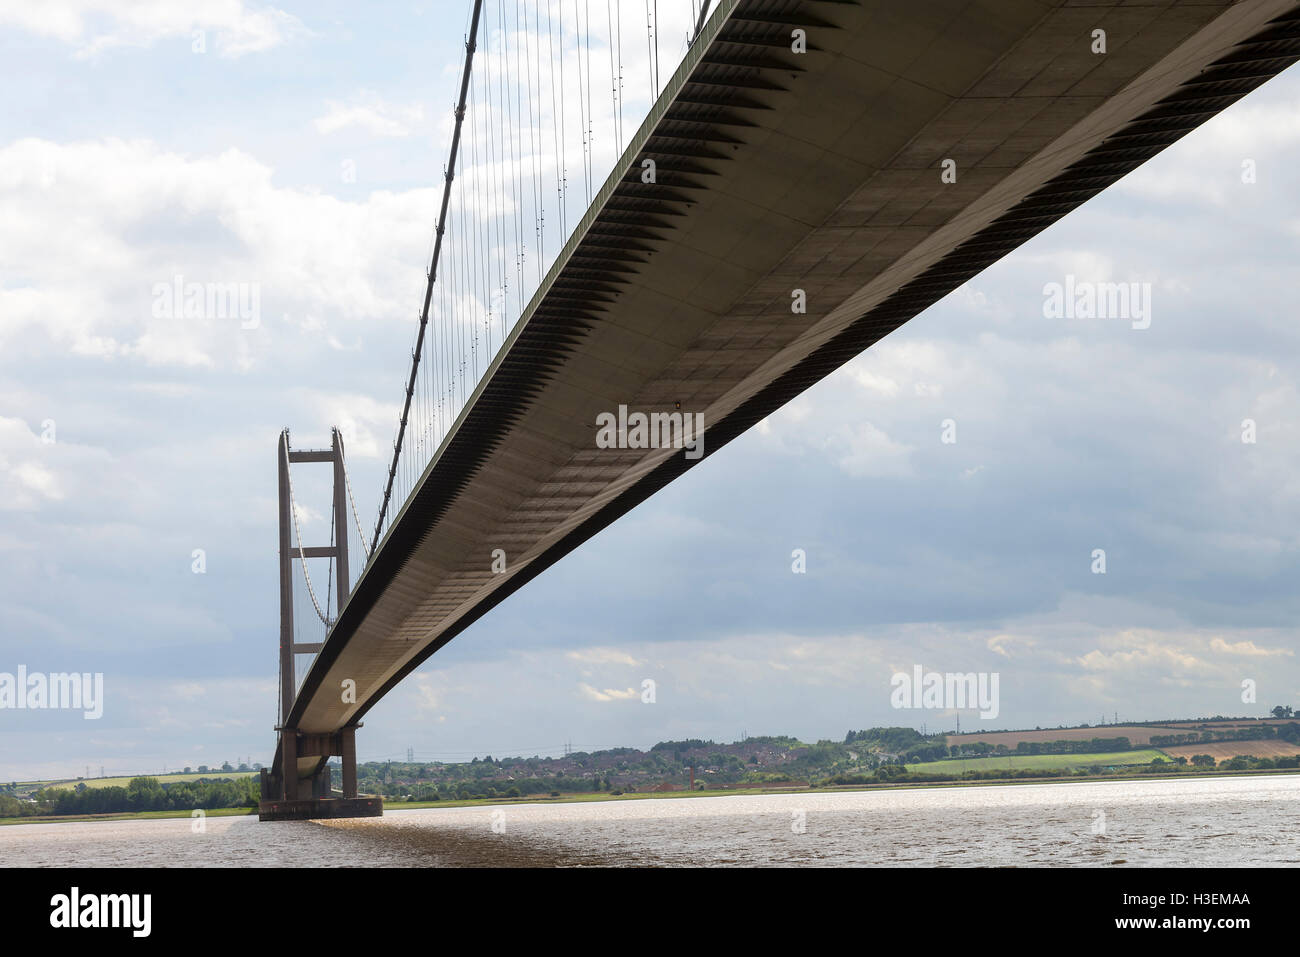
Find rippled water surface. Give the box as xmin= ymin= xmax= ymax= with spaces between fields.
xmin=4 ymin=775 xmax=1298 ymax=867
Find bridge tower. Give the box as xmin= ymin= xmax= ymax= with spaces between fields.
xmin=259 ymin=428 xmax=381 ymax=821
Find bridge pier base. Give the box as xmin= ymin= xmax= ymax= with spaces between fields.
xmin=257 ymin=796 xmax=383 ymax=822
xmin=259 ymin=724 xmax=378 ymax=820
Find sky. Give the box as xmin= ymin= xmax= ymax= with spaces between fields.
xmin=1 ymin=0 xmax=1298 ymax=781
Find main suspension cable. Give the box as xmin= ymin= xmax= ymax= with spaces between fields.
xmin=372 ymin=0 xmax=486 ymax=555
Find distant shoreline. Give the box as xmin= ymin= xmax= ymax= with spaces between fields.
xmin=3 ymin=766 xmax=1295 ymax=828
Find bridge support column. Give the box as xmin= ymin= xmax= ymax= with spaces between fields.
xmin=311 ymin=765 xmax=332 ymax=799
xmin=280 ymin=728 xmax=298 ymax=801
xmin=341 ymin=726 xmax=357 ymax=799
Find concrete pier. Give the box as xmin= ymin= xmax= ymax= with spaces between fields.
xmin=258 ymin=797 xmax=383 ymax=822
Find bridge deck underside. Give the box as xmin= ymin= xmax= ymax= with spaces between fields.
xmin=282 ymin=0 xmax=1300 ymax=774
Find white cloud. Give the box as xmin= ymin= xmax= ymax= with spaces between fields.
xmin=1118 ymin=97 xmax=1300 ymax=208
xmin=291 ymin=502 xmax=323 ymax=527
xmin=314 ymin=93 xmax=425 ymax=138
xmin=577 ymin=682 xmax=637 ymax=702
xmin=307 ymin=391 xmax=402 ymax=460
xmin=1075 ymin=631 xmax=1209 ymax=674
xmin=0 ymin=415 xmax=109 ymax=512
xmin=0 ymin=0 xmax=310 ymax=59
xmin=565 ymin=648 xmax=643 ymax=667
xmin=849 ymin=369 xmax=899 ymax=397
xmin=0 ymin=137 xmax=434 ymax=367
xmin=1209 ymin=637 xmax=1293 ymax=658
xmin=987 ymin=634 xmax=1035 ymax=658
xmin=825 ymin=422 xmax=914 ymax=479
xmin=410 ymin=673 xmax=442 ymax=713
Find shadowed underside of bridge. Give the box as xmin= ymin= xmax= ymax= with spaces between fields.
xmin=277 ymin=0 xmax=1300 ymax=787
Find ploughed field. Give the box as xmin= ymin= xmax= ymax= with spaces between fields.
xmin=945 ymin=719 xmax=1297 ymax=750
xmin=1159 ymin=740 xmax=1300 ymax=761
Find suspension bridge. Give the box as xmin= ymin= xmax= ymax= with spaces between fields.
xmin=259 ymin=0 xmax=1300 ymax=818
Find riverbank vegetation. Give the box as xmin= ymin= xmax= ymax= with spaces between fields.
xmin=0 ymin=775 xmax=258 ymax=819
xmin=9 ymin=713 xmax=1299 ymax=818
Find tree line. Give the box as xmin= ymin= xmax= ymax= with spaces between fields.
xmin=0 ymin=776 xmax=258 ymax=818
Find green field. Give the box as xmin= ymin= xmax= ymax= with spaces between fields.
xmin=33 ymin=771 xmax=257 ymax=791
xmin=0 ymin=806 xmax=257 ymax=827
xmin=906 ymin=749 xmax=1168 ymax=774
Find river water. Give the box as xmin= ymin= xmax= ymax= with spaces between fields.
xmin=3 ymin=774 xmax=1297 ymax=867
